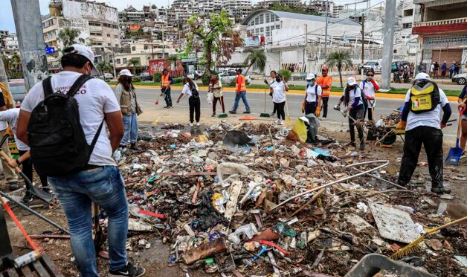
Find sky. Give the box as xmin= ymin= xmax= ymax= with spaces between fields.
xmin=0 ymin=0 xmax=374 ymax=33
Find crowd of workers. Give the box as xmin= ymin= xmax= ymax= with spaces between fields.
xmin=0 ymin=43 xmax=465 ymax=277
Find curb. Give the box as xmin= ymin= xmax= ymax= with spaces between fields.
xmin=133 ymin=85 xmax=459 ymax=102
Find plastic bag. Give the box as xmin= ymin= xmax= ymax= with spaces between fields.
xmin=207 ymin=92 xmax=214 ymax=105
xmin=292 ymin=118 xmax=308 ymax=143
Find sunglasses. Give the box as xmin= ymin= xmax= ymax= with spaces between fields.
xmin=367 ymin=75 xmax=374 ymax=77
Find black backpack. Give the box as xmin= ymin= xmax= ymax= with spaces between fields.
xmin=28 ymin=75 xmax=104 ymax=176
xmin=189 ymin=83 xmax=199 ymax=98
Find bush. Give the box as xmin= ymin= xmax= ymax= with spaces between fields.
xmin=132 ymin=77 xmax=141 ymax=82
xmin=229 ymin=78 xmax=236 ymax=87
xmin=201 ymin=74 xmax=211 ymax=85
xmin=172 ymin=77 xmax=184 ymax=84
xmin=278 ymin=69 xmax=292 ymax=82
xmin=153 ymin=72 xmax=162 ymax=82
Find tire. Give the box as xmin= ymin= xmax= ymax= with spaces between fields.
xmin=380 ymin=132 xmax=397 ymax=145
xmin=457 ymin=78 xmax=466 ymax=85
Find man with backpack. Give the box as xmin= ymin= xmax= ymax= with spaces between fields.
xmin=396 ymin=73 xmax=452 ymax=194
xmin=16 ymin=44 xmax=145 ymax=277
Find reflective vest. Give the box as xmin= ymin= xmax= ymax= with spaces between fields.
xmin=162 ymin=74 xmax=170 ymax=88
xmin=237 ymin=75 xmax=246 ymax=92
xmin=317 ymin=76 xmax=332 ymax=97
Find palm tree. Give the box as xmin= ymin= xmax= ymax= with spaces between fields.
xmin=244 ymin=49 xmax=266 ymax=75
xmin=127 ymin=58 xmax=140 ymax=74
xmin=58 ymin=28 xmax=81 ymax=48
xmin=96 ymin=61 xmax=112 ymax=74
xmin=326 ymin=50 xmax=353 ymax=88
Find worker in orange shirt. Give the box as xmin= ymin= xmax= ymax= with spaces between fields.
xmin=229 ymin=69 xmax=251 ymax=114
xmin=316 ymin=65 xmax=332 ymax=118
xmin=161 ymin=68 xmax=173 ymax=108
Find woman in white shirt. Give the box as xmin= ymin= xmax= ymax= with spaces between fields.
xmin=269 ymin=74 xmax=288 ymax=124
xmin=177 ymin=77 xmax=201 ymax=126
xmin=304 ymin=73 xmax=322 ymax=116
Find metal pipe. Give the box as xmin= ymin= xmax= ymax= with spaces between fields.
xmin=0 ymin=191 xmax=69 ymax=234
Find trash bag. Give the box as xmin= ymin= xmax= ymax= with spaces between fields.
xmin=292 ymin=118 xmax=308 ymax=143
xmin=305 ymin=114 xmax=320 ymax=143
xmin=223 ymin=130 xmax=254 ymax=147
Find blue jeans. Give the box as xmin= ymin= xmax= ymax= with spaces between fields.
xmin=231 ymin=91 xmax=250 ymax=113
xmin=122 ymin=113 xmax=138 ymax=145
xmin=48 ymin=166 xmax=128 ymax=277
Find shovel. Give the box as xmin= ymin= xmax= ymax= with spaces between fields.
xmin=446 ymin=112 xmax=464 ymax=166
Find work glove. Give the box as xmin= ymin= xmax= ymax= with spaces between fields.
xmin=396 ymin=120 xmax=406 ymax=130
xmin=315 ymin=105 xmax=321 ymax=117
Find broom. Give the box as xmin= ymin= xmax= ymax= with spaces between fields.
xmin=391 ymin=216 xmax=467 ymax=259
xmin=260 ymin=80 xmax=270 ymax=117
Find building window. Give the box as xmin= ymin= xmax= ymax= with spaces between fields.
xmin=260 ymin=27 xmax=264 ymax=34
xmin=266 ymin=14 xmax=270 ymax=23
xmin=255 ymin=16 xmax=259 ymax=25
xmin=403 ymin=23 xmax=412 ymax=28
xmin=123 ymin=58 xmax=127 ymax=64
xmin=117 ymin=59 xmax=121 ymax=64
xmin=107 ymin=34 xmax=111 ymax=37
xmin=403 ymin=9 xmax=413 ymax=16
xmin=132 ymin=46 xmax=136 ymax=51
xmin=259 ymin=14 xmax=264 ymax=24
xmin=114 ymin=35 xmax=118 ymax=38
xmin=108 ymin=43 xmax=111 ymax=46
xmin=144 ymin=45 xmax=148 ymax=50
xmin=276 ymin=24 xmax=280 ymax=29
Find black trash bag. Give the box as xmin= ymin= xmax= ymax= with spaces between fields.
xmin=223 ymin=130 xmax=254 ymax=147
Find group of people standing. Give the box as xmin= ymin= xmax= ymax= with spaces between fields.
xmin=430 ymin=61 xmax=461 ymax=79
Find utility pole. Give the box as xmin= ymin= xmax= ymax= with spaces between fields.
xmin=324 ymin=0 xmax=329 ymax=59
xmin=361 ymin=13 xmax=365 ymax=65
xmin=381 ymin=0 xmax=397 ymax=89
xmin=303 ymin=24 xmax=307 ymax=67
xmin=10 ymin=0 xmax=48 ymax=90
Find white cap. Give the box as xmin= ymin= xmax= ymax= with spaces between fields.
xmin=415 ymin=72 xmax=430 ymax=81
xmin=63 ymin=44 xmax=98 ymax=75
xmin=299 ymin=116 xmax=309 ymax=124
xmin=119 ymin=69 xmax=133 ymax=77
xmin=347 ymin=77 xmax=357 ymax=86
xmin=306 ymin=73 xmax=316 ymax=80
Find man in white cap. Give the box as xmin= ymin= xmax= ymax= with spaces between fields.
xmin=342 ymin=77 xmax=366 ymax=150
xmin=16 ymin=44 xmax=145 ymax=277
xmin=396 ymin=72 xmax=452 ymax=194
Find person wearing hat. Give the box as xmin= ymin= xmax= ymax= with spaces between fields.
xmin=342 ymin=77 xmax=366 ymax=150
xmin=360 ymin=70 xmax=379 ymax=121
xmin=316 ymin=65 xmax=332 ymax=118
xmin=269 ymin=73 xmax=288 ymax=124
xmin=396 ymin=72 xmax=452 ymax=194
xmin=304 ymin=73 xmax=322 ymax=116
xmin=115 ymin=69 xmax=143 ymax=150
xmin=16 ymin=44 xmax=145 ymax=277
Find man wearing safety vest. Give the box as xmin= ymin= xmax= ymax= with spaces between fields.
xmin=316 ymin=65 xmax=332 ymax=118
xmin=396 ymin=72 xmax=452 ymax=194
xmin=229 ymin=69 xmax=251 ymax=114
xmin=161 ymin=68 xmax=173 ymax=108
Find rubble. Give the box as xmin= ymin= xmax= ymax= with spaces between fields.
xmin=112 ymin=122 xmax=466 ymax=276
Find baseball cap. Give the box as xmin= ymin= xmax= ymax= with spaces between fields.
xmin=414 ymin=72 xmax=430 ymax=81
xmin=119 ymin=69 xmax=133 ymax=77
xmin=306 ymin=73 xmax=316 ymax=80
xmin=347 ymin=77 xmax=357 ymax=86
xmin=63 ymin=44 xmax=98 ymax=75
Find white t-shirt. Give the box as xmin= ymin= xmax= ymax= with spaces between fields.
xmin=305 ymin=84 xmax=322 ymax=103
xmin=270 ymin=81 xmax=286 ymax=103
xmin=0 ymin=108 xmax=28 ymax=151
xmin=360 ymin=80 xmax=377 ymax=99
xmin=343 ymin=86 xmax=364 ymax=108
xmin=404 ymin=88 xmax=449 ymax=131
xmin=181 ymin=82 xmax=199 ymax=97
xmin=0 ymin=88 xmax=9 ymax=131
xmin=21 ymin=71 xmax=121 ymax=166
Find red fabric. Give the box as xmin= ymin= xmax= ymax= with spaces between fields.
xmin=371 ymin=79 xmax=380 ymax=91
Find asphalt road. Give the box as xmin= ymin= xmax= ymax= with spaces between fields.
xmin=135 ymin=87 xmax=461 ymax=138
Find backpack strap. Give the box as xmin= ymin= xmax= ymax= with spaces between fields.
xmin=42 ymin=76 xmax=53 ymax=98
xmin=88 ymin=120 xmax=104 ymax=160
xmin=315 ymin=85 xmax=318 ymax=103
xmin=68 ymin=75 xmax=93 ymax=97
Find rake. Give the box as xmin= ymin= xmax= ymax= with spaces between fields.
xmin=391 ymin=216 xmax=467 ymax=259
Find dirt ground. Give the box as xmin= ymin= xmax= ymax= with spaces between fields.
xmin=2 ymin=117 xmax=466 ymax=277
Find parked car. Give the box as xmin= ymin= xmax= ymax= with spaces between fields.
xmin=452 ymin=73 xmax=467 ymax=85
xmin=139 ymin=72 xmax=153 ymax=81
xmin=218 ymin=71 xmax=252 ymax=85
xmin=359 ymin=61 xmax=382 ymax=74
xmin=103 ymin=72 xmax=113 ymax=81
xmin=8 ymin=79 xmax=26 ymax=104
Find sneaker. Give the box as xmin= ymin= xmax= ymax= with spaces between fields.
xmin=346 ymin=142 xmax=356 ymax=147
xmin=243 ymin=111 xmax=251 ymax=114
xmin=130 ymin=143 xmax=139 ymax=151
xmin=275 ymin=119 xmax=281 ymax=125
xmin=279 ymin=120 xmax=284 ymax=125
xmin=196 ymin=122 xmax=200 ymax=127
xmin=431 ymin=186 xmax=452 ymax=195
xmin=163 ymin=106 xmax=169 ymax=109
xmin=189 ymin=123 xmax=193 ymax=127
xmin=211 ymin=114 xmax=216 ymax=117
xmin=229 ymin=111 xmax=236 ymax=114
xmin=109 ymin=262 xmax=145 ymax=277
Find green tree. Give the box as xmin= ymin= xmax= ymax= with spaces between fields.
xmin=2 ymin=53 xmax=22 ymax=79
xmin=244 ymin=49 xmax=266 ymax=75
xmin=127 ymin=58 xmax=140 ymax=74
xmin=278 ymin=69 xmax=292 ymax=82
xmin=58 ymin=28 xmax=81 ymax=48
xmin=186 ymin=10 xmax=238 ymax=77
xmin=96 ymin=61 xmax=113 ymax=74
xmin=326 ymin=50 xmax=353 ymax=88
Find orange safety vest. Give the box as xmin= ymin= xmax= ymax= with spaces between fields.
xmin=162 ymin=74 xmax=170 ymax=88
xmin=317 ymin=75 xmax=332 ymax=97
xmin=237 ymin=75 xmax=246 ymax=92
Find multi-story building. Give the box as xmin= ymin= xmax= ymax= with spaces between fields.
xmin=225 ymin=0 xmax=253 ymax=22
xmin=0 ymin=31 xmax=19 ymax=57
xmin=393 ymin=0 xmax=419 ymax=63
xmin=412 ymin=0 xmax=466 ymax=70
xmin=42 ymin=0 xmax=120 ymax=67
xmin=308 ymin=0 xmax=333 ymax=16
xmin=257 ymin=0 xmax=302 ymax=8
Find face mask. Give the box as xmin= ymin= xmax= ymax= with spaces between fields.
xmin=276 ymin=77 xmax=281 ymax=82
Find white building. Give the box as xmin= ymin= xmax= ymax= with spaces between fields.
xmin=393 ymin=0 xmax=419 ymax=63
xmin=0 ymin=33 xmax=19 ymax=57
xmin=241 ymin=10 xmax=379 ymax=73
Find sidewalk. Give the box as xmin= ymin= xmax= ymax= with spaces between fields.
xmin=134 ymin=84 xmax=459 ymax=101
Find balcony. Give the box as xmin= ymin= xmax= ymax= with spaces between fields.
xmin=412 ymin=17 xmax=466 ymax=35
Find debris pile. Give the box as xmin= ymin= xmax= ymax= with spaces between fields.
xmin=116 ymin=122 xmax=466 ymax=276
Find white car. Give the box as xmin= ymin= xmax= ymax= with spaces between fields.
xmin=452 ymin=73 xmax=467 ymax=85
xmin=103 ymin=72 xmax=113 ymax=81
xmin=218 ymin=71 xmax=252 ymax=85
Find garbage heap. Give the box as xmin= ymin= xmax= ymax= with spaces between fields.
xmin=117 ymin=122 xmax=466 ymax=277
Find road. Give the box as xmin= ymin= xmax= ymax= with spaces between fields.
xmin=135 ymin=87 xmax=461 ymax=138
